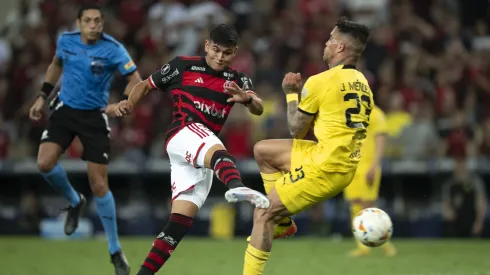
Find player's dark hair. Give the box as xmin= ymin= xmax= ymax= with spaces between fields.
xmin=209 ymin=24 xmax=239 ymax=47
xmin=335 ymin=17 xmax=370 ymax=54
xmin=77 ymin=3 xmax=103 ymax=19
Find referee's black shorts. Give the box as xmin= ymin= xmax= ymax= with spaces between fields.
xmin=40 ymin=103 xmax=111 ymax=164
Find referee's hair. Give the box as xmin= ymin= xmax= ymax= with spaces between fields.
xmin=335 ymin=17 xmax=370 ymax=54
xmin=77 ymin=3 xmax=103 ymax=19
xmin=209 ymin=24 xmax=239 ymax=47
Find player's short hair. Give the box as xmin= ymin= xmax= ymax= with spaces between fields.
xmin=335 ymin=17 xmax=370 ymax=54
xmin=77 ymin=3 xmax=103 ymax=19
xmin=209 ymin=24 xmax=239 ymax=47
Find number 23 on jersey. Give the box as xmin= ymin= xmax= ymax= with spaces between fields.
xmin=340 ymin=81 xmax=372 ymax=129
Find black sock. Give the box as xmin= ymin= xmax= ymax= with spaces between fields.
xmin=137 ymin=213 xmax=193 ymax=275
xmin=210 ymin=150 xmax=245 ymax=189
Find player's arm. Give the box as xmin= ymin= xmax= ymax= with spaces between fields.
xmin=114 ymin=45 xmax=142 ymax=97
xmin=236 ymin=73 xmax=263 ymax=116
xmin=282 ymin=73 xmax=315 ymax=138
xmin=29 ymin=37 xmax=64 ymax=121
xmin=113 ymin=58 xmax=180 ymax=117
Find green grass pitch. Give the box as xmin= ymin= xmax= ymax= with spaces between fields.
xmin=1 ymin=237 xmax=489 ymax=275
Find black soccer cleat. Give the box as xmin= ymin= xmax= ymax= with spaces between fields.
xmin=61 ymin=193 xmax=86 ymax=236
xmin=111 ymin=251 xmax=130 ymax=275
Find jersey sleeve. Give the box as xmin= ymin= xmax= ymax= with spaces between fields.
xmin=371 ymin=107 xmax=388 ymax=136
xmin=55 ymin=35 xmax=64 ymax=60
xmin=298 ymin=77 xmax=321 ymax=115
xmin=148 ymin=57 xmax=181 ymax=92
xmin=237 ymin=72 xmax=254 ymax=91
xmin=114 ymin=45 xmax=137 ymax=76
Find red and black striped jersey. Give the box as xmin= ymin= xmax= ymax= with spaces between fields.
xmin=148 ymin=56 xmax=254 ymax=145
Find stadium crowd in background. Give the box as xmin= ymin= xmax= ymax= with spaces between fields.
xmin=0 ymin=0 xmax=490 ymax=163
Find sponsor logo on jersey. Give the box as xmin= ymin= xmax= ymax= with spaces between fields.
xmin=194 ymin=100 xmax=227 ymax=118
xmin=161 ymin=69 xmax=179 ymax=84
xmin=241 ymin=77 xmax=252 ymax=90
xmin=160 ymin=64 xmax=171 ymax=75
xmin=191 ymin=66 xmax=205 ymax=71
xmin=223 ymin=72 xmax=234 ymax=78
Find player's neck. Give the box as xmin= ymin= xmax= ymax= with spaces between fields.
xmin=81 ymin=35 xmax=101 ymax=45
xmin=328 ymin=55 xmax=357 ymax=69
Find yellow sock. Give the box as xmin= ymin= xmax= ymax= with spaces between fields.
xmin=244 ymin=244 xmax=270 ymax=275
xmin=260 ymin=172 xmax=282 ymax=194
xmin=260 ymin=172 xmax=290 ymax=224
xmin=351 ymin=203 xmax=369 ymax=250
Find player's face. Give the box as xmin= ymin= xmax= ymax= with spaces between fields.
xmin=323 ymin=27 xmax=343 ymax=64
xmin=77 ymin=9 xmax=103 ymax=42
xmin=204 ymin=40 xmax=237 ymax=71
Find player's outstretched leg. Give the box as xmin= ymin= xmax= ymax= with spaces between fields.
xmin=242 ymin=139 xmax=297 ymax=240
xmin=87 ymin=162 xmax=129 ymax=275
xmin=37 ymin=142 xmax=84 ymax=235
xmin=137 ymin=200 xmax=196 ymax=275
xmin=205 ymin=144 xmax=269 ymax=208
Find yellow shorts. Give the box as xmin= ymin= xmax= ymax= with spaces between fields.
xmin=275 ymin=139 xmax=355 ymax=215
xmin=343 ymin=165 xmax=381 ymax=201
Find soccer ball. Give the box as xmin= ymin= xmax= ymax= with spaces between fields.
xmin=352 ymin=207 xmax=393 ymax=247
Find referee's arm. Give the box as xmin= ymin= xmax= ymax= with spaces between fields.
xmin=122 ymin=70 xmax=142 ymax=98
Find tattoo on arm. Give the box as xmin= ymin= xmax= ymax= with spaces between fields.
xmin=287 ymin=101 xmax=314 ymax=138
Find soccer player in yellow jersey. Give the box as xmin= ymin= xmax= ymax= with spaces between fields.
xmin=343 ymin=105 xmax=397 ymax=257
xmin=224 ymin=18 xmax=373 ymax=275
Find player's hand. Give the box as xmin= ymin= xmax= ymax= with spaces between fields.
xmin=29 ymin=96 xmax=46 ymax=121
xmin=114 ymin=100 xmax=133 ymax=117
xmin=366 ymin=165 xmax=378 ymax=186
xmin=282 ymin=72 xmax=302 ymax=94
xmin=104 ymin=104 xmax=119 ymax=117
xmin=224 ymin=81 xmax=249 ymax=103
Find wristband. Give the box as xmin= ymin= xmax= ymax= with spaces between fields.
xmin=41 ymin=82 xmax=55 ymax=96
xmin=286 ymin=93 xmax=298 ymax=102
xmin=122 ymin=95 xmax=129 ymax=100
xmin=243 ymin=95 xmax=253 ymax=105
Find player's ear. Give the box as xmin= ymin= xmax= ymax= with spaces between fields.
xmin=204 ymin=39 xmax=210 ymax=54
xmin=76 ymin=19 xmax=81 ymax=30
xmin=337 ymin=41 xmax=346 ymax=54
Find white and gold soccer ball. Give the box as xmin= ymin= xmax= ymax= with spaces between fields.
xmin=352 ymin=207 xmax=393 ymax=247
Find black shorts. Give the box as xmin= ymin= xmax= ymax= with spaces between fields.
xmin=41 ymin=104 xmax=110 ymax=164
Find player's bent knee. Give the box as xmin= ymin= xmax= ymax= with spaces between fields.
xmin=37 ymin=157 xmax=57 ymax=173
xmin=171 ymin=198 xmax=200 ymax=218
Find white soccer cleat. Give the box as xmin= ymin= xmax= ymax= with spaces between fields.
xmin=225 ymin=187 xmax=270 ymax=208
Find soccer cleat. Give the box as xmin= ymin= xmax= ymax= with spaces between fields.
xmin=224 ymin=187 xmax=270 ymax=208
xmin=274 ymin=219 xmax=297 ymax=239
xmin=247 ymin=220 xmax=298 ymax=242
xmin=111 ymin=251 xmax=130 ymax=275
xmin=62 ymin=193 xmax=86 ymax=235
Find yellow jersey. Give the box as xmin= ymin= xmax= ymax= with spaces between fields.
xmin=298 ymin=64 xmax=374 ymax=172
xmin=358 ymin=105 xmax=387 ymax=167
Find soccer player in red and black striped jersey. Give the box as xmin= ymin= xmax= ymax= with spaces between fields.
xmin=113 ymin=24 xmax=270 ymax=275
